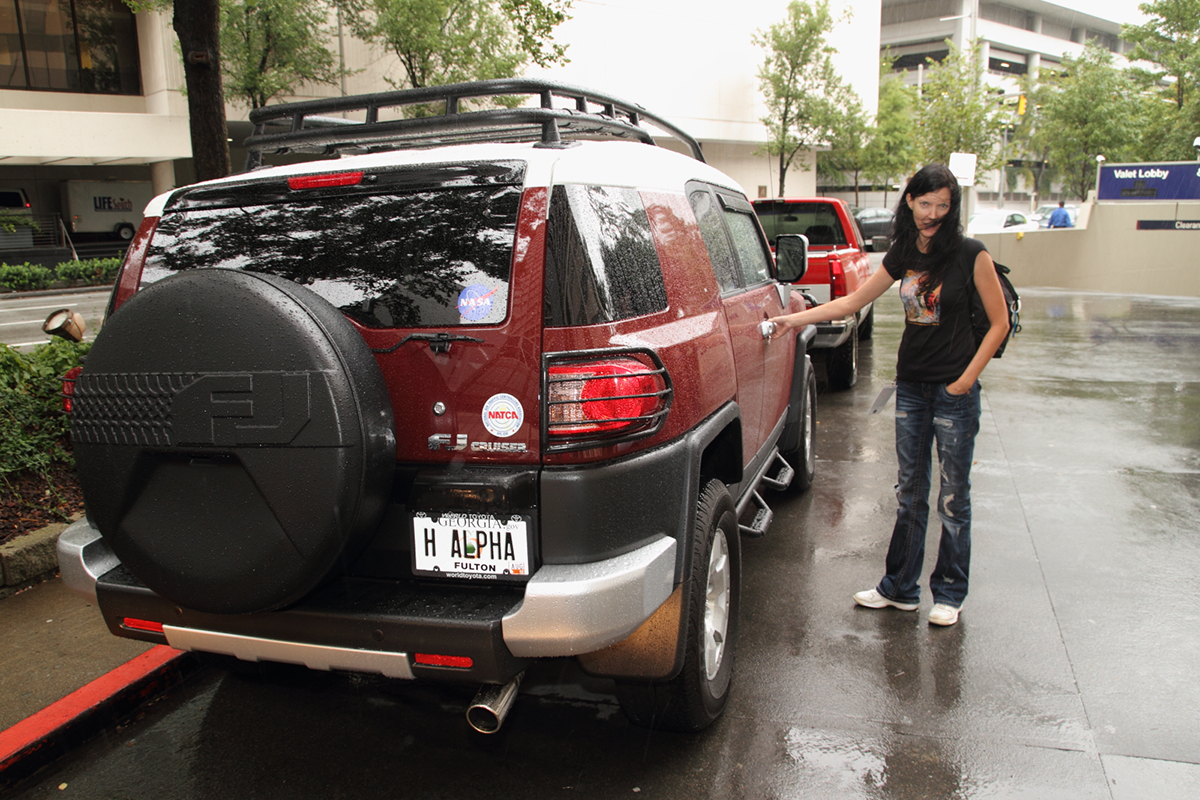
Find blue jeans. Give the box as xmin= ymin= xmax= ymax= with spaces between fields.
xmin=876 ymin=380 xmax=981 ymax=608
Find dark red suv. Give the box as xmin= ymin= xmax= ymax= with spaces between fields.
xmin=57 ymin=80 xmax=817 ymax=733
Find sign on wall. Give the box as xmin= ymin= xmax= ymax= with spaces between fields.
xmin=1098 ymin=162 xmax=1200 ymax=201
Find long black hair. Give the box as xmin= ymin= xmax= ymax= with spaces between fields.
xmin=891 ymin=164 xmax=964 ymax=293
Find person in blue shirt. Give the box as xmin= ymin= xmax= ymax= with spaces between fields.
xmin=1048 ymin=201 xmax=1073 ymax=228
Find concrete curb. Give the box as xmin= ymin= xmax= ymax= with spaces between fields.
xmin=0 ymin=521 xmax=68 ymax=601
xmin=0 ymin=646 xmax=199 ymax=790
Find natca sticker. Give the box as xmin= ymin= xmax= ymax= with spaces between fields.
xmin=482 ymin=393 xmax=523 ymax=438
xmin=457 ymin=284 xmax=497 ymax=322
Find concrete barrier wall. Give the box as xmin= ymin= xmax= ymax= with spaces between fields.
xmin=975 ymin=202 xmax=1200 ymax=297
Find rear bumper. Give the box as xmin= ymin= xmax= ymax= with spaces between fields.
xmin=58 ymin=518 xmax=675 ymax=684
xmin=811 ymin=315 xmax=855 ymax=350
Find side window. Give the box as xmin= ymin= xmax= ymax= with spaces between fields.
xmin=723 ymin=206 xmax=773 ymax=287
xmin=544 ymin=184 xmax=668 ymax=327
xmin=689 ymin=187 xmax=740 ymax=293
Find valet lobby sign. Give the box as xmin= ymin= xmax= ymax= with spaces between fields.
xmin=1098 ymin=161 xmax=1200 ymax=231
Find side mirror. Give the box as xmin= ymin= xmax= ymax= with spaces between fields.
xmin=775 ymin=234 xmax=808 ymax=283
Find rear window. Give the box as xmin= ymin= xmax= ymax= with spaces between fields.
xmin=142 ymin=168 xmax=522 ymax=329
xmin=754 ymin=201 xmax=847 ymax=246
xmin=543 ymin=185 xmax=668 ymax=327
xmin=0 ymin=190 xmax=29 ymax=209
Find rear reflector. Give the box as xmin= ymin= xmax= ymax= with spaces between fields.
xmin=287 ymin=171 xmax=364 ymax=190
xmin=414 ymin=653 xmax=473 ymax=669
xmin=122 ymin=618 xmax=164 ymax=634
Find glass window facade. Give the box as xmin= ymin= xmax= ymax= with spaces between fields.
xmin=1 ymin=0 xmax=140 ymax=94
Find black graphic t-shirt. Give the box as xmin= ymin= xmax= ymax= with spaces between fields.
xmin=883 ymin=238 xmax=987 ymax=383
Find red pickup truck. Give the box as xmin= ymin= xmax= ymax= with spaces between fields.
xmin=754 ymin=198 xmax=876 ymax=390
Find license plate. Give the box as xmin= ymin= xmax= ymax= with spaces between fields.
xmin=411 ymin=512 xmax=531 ymax=581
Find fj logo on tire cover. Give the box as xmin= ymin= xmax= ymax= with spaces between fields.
xmin=72 ymin=371 xmax=342 ymax=448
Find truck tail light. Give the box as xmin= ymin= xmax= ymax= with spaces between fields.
xmin=545 ymin=351 xmax=671 ymax=452
xmin=829 ymin=255 xmax=848 ymax=299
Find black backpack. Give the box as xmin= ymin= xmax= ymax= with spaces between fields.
xmin=967 ymin=260 xmax=1020 ymax=358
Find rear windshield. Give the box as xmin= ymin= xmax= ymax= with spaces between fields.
xmin=142 ymin=172 xmax=522 ymax=329
xmin=0 ymin=190 xmax=28 ymax=209
xmin=754 ymin=201 xmax=847 ymax=246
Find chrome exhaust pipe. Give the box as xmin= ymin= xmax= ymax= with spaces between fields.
xmin=466 ymin=672 xmax=524 ymax=734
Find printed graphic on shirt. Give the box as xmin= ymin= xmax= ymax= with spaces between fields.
xmin=899 ymin=271 xmax=942 ymax=326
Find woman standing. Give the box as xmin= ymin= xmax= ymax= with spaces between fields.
xmin=768 ymin=164 xmax=1010 ymax=626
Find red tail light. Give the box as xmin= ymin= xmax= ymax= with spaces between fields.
xmin=414 ymin=653 xmax=473 ymax=669
xmin=545 ymin=352 xmax=671 ymax=451
xmin=829 ymin=254 xmax=848 ymax=299
xmin=60 ymin=365 xmax=82 ymax=413
xmin=122 ymin=618 xmax=164 ymax=634
xmin=287 ymin=171 xmax=364 ymax=190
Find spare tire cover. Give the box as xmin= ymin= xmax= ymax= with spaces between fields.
xmin=72 ymin=270 xmax=395 ymax=613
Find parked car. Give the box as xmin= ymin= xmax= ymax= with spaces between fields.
xmin=853 ymin=206 xmax=894 ymax=248
xmin=754 ymin=197 xmax=876 ymax=390
xmin=967 ymin=209 xmax=1040 ymax=236
xmin=56 ymin=79 xmax=819 ymax=735
xmin=1030 ymin=203 xmax=1079 ymax=228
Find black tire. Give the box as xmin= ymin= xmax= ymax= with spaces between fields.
xmin=781 ymin=367 xmax=816 ymax=493
xmin=615 ymin=479 xmax=740 ymax=732
xmin=116 ymin=223 xmax=135 ymax=241
xmin=71 ymin=270 xmax=395 ymax=614
xmin=826 ymin=326 xmax=858 ymax=390
xmin=858 ymin=305 xmax=874 ymax=340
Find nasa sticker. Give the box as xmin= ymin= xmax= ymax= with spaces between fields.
xmin=457 ymin=284 xmax=497 ymax=322
xmin=482 ymin=393 xmax=523 ymax=438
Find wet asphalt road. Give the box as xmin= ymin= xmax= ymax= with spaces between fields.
xmin=8 ymin=286 xmax=1200 ymax=799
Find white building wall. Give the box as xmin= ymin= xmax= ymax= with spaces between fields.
xmin=0 ymin=10 xmax=191 ymax=169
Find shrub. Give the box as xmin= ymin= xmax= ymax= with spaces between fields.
xmin=55 ymin=257 xmax=122 ymax=286
xmin=0 ymin=340 xmax=91 ymax=480
xmin=0 ymin=262 xmax=54 ymax=291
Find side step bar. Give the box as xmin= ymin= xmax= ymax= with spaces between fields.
xmin=737 ymin=450 xmax=794 ymax=538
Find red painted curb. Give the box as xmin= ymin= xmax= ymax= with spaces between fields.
xmin=0 ymin=645 xmax=190 ymax=784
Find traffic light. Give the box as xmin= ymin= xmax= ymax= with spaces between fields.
xmin=1018 ymin=94 xmax=1027 ymax=115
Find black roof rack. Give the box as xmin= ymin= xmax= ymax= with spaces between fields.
xmin=243 ymin=79 xmax=704 ymax=169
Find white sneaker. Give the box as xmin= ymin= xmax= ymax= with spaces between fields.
xmin=928 ymin=604 xmax=960 ymax=626
xmin=853 ymin=588 xmax=918 ymax=612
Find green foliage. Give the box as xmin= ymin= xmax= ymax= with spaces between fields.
xmin=0 ymin=212 xmax=39 ymax=234
xmin=917 ymin=42 xmax=1001 ymax=173
xmin=55 ymin=258 xmax=122 ymax=286
xmin=336 ymin=0 xmax=571 ymax=99
xmin=221 ymin=0 xmax=348 ymax=110
xmin=754 ymin=0 xmax=861 ymax=196
xmin=861 ymin=60 xmax=920 ymax=202
xmin=1040 ymin=43 xmax=1137 ymax=201
xmin=0 ymin=262 xmax=53 ymax=292
xmin=0 ymin=340 xmax=90 ymax=480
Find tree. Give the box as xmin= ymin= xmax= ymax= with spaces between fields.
xmin=1122 ymin=0 xmax=1200 ymax=160
xmin=335 ymin=0 xmax=571 ymax=96
xmin=916 ymin=42 xmax=1001 ymax=173
xmin=861 ymin=61 xmax=920 ymax=206
xmin=126 ymin=0 xmax=232 ymax=181
xmin=1008 ymin=69 xmax=1060 ymax=200
xmin=754 ymin=0 xmax=861 ymax=196
xmin=817 ymin=99 xmax=869 ymax=205
xmin=221 ymin=0 xmax=347 ymax=110
xmin=1040 ymin=43 xmax=1137 ymax=201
